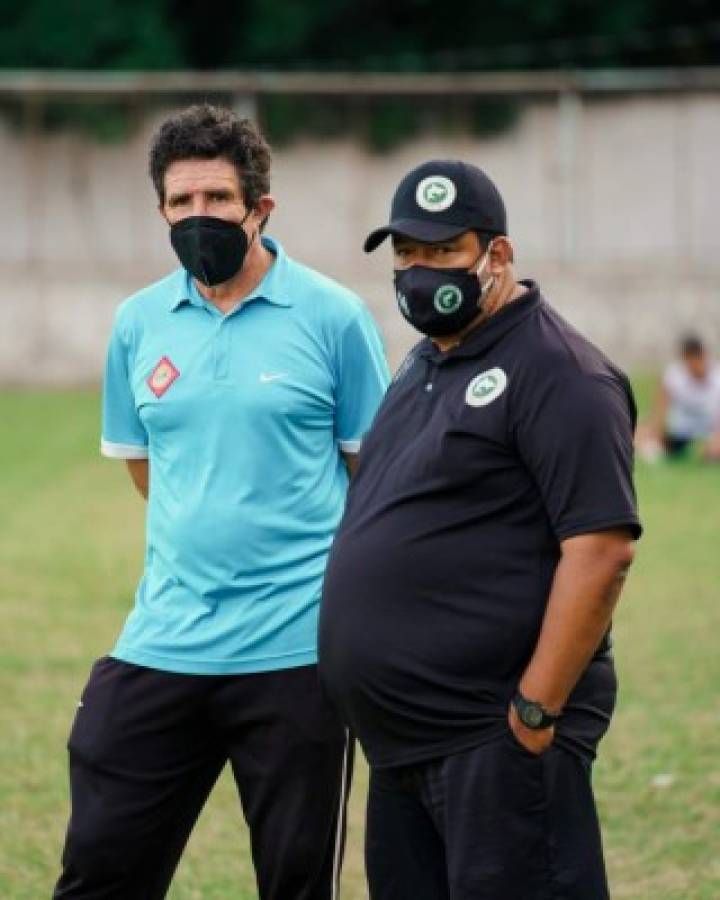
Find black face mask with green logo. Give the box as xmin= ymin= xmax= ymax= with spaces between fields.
xmin=393 ymin=254 xmax=491 ymax=338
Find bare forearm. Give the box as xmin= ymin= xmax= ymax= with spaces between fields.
xmin=519 ymin=530 xmax=635 ymax=712
xmin=341 ymin=451 xmax=360 ymax=479
xmin=126 ymin=459 xmax=149 ymax=499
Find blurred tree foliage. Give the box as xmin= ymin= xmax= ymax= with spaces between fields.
xmin=0 ymin=0 xmax=182 ymax=69
xmin=0 ymin=0 xmax=718 ymax=148
xmin=167 ymin=0 xmax=719 ymax=71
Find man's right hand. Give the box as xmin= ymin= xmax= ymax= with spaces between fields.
xmin=508 ymin=704 xmax=554 ymax=756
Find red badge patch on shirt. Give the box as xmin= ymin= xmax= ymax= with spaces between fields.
xmin=147 ymin=356 xmax=180 ymax=398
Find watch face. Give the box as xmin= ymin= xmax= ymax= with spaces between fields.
xmin=523 ymin=703 xmax=544 ymax=728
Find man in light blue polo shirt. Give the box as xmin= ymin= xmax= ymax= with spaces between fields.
xmin=52 ymin=104 xmax=389 ymax=900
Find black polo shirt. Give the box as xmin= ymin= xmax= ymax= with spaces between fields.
xmin=318 ymin=282 xmax=642 ymax=770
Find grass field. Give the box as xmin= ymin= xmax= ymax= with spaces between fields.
xmin=0 ymin=386 xmax=719 ymax=899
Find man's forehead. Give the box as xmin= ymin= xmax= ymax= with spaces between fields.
xmin=164 ymin=157 xmax=241 ymax=191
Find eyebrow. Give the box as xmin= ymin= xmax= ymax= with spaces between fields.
xmin=204 ymin=188 xmax=235 ymax=198
xmin=167 ymin=188 xmax=238 ymax=209
xmin=167 ymin=192 xmax=191 ymax=206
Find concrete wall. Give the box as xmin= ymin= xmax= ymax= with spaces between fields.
xmin=1 ymin=91 xmax=719 ymax=383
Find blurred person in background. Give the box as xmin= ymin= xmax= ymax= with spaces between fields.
xmin=51 ymin=104 xmax=389 ymax=900
xmin=637 ymin=334 xmax=720 ymax=462
xmin=320 ymin=160 xmax=641 ymax=900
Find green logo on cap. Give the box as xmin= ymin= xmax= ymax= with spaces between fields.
xmin=433 ymin=284 xmax=463 ymax=315
xmin=424 ymin=181 xmax=448 ymax=205
xmin=416 ymin=175 xmax=457 ymax=212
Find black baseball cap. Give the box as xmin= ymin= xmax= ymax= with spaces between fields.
xmin=364 ymin=159 xmax=507 ymax=253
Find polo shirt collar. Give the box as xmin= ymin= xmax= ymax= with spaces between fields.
xmin=169 ymin=235 xmax=293 ymax=312
xmin=419 ymin=280 xmax=542 ymax=363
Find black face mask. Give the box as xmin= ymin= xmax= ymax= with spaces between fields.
xmin=169 ymin=214 xmax=252 ymax=286
xmin=393 ymin=253 xmax=491 ymax=337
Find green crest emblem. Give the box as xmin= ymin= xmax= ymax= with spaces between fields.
xmin=416 ymin=175 xmax=457 ymax=212
xmin=433 ymin=284 xmax=463 ymax=315
xmin=471 ymin=374 xmax=498 ymax=399
xmin=465 ymin=367 xmax=508 ymax=407
xmin=423 ymin=180 xmax=448 ymax=205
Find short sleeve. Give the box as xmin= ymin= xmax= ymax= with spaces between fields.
xmin=100 ymin=318 xmax=148 ymax=459
xmin=514 ymin=373 xmax=641 ymax=541
xmin=333 ymin=307 xmax=390 ymax=453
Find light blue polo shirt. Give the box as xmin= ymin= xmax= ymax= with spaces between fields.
xmin=101 ymin=236 xmax=389 ymax=674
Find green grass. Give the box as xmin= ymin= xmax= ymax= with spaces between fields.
xmin=0 ymin=387 xmax=718 ymax=899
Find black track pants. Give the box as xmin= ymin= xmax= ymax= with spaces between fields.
xmin=52 ymin=658 xmax=352 ymax=900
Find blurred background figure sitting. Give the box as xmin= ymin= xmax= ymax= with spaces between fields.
xmin=637 ymin=334 xmax=720 ymax=462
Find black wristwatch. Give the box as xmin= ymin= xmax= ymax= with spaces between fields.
xmin=512 ymin=691 xmax=561 ymax=730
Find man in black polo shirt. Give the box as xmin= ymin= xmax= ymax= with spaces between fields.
xmin=319 ymin=161 xmax=641 ymax=900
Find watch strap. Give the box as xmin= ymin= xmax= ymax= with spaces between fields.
xmin=512 ymin=691 xmax=561 ymax=730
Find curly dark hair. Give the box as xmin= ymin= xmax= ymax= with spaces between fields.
xmin=149 ymin=104 xmax=272 ymax=208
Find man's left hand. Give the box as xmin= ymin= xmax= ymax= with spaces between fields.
xmin=508 ymin=703 xmax=555 ymax=756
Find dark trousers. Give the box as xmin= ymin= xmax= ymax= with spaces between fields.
xmin=52 ymin=658 xmax=352 ymax=900
xmin=366 ymin=733 xmax=609 ymax=900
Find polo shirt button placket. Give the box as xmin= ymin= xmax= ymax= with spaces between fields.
xmin=424 ymin=360 xmax=437 ymax=394
xmin=213 ymin=319 xmax=232 ymax=381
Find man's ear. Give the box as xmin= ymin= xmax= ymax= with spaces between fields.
xmin=488 ymin=235 xmax=514 ymax=270
xmin=158 ymin=202 xmax=170 ymax=225
xmin=254 ymin=195 xmax=276 ymax=224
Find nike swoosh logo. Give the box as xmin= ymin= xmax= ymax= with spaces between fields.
xmin=259 ymin=372 xmax=287 ymax=383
